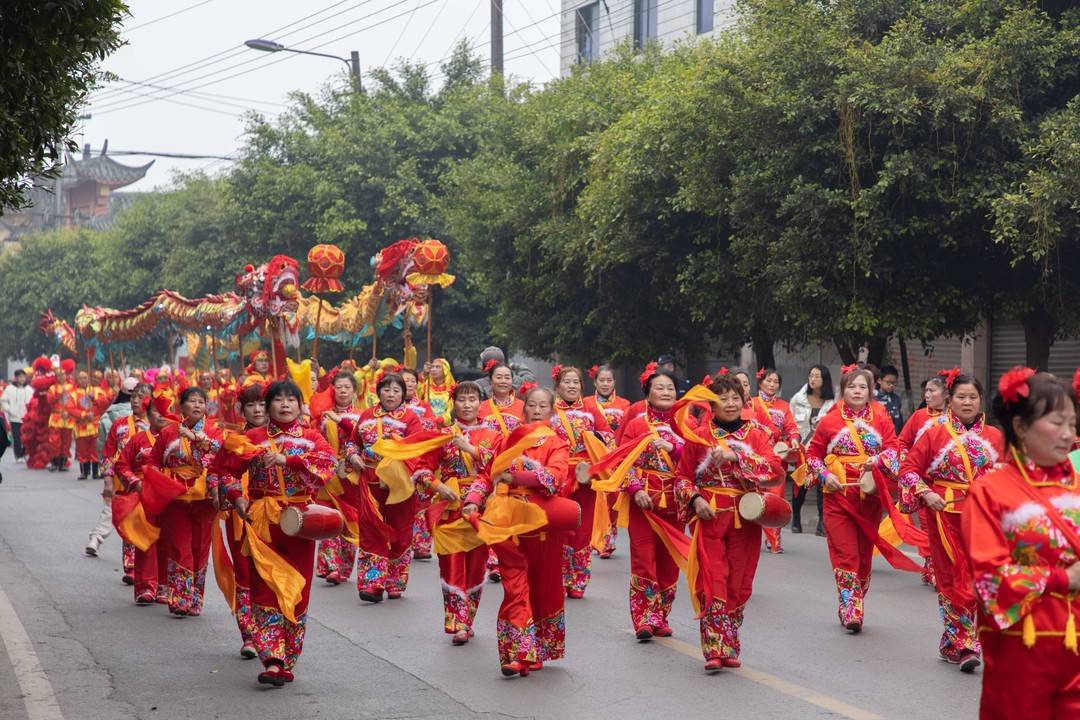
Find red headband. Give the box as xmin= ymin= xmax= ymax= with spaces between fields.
xmin=998 ymin=366 xmax=1035 ymax=407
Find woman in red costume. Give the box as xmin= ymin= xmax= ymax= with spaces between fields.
xmin=962 ymin=369 xmax=1080 ymax=719
xmin=398 ymin=366 xmax=437 ymax=559
xmin=462 ymin=386 xmax=572 ymax=677
xmin=224 ymin=380 xmax=337 ymax=687
xmin=753 ymin=368 xmax=801 ymax=554
xmin=113 ymin=397 xmax=170 ymax=605
xmin=344 ymin=372 xmax=426 ymax=602
xmin=413 ymin=381 xmax=501 ymax=645
xmin=675 ymin=374 xmax=784 ymax=671
xmin=550 ymin=365 xmax=613 ymax=598
xmin=146 ymin=386 xmax=223 ymax=616
xmin=899 ymin=372 xmax=950 ymax=586
xmin=315 ymin=372 xmax=362 ymax=585
xmin=899 ymin=372 xmax=1002 ymax=673
xmin=590 ymin=364 xmax=630 ymax=558
xmin=806 ymin=366 xmax=916 ymax=632
xmin=46 ymin=359 xmax=76 ymax=471
xmin=615 ymin=365 xmax=684 ymax=640
xmin=479 ymin=361 xmax=524 ymax=436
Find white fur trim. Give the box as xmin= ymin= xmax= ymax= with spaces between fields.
xmin=926 ymin=432 xmax=999 ymax=476
xmin=280 ymin=436 xmax=315 ymax=450
xmin=1050 ymin=494 xmax=1080 ymax=511
xmin=913 ymin=417 xmax=946 ymax=445
xmin=164 ymin=438 xmax=182 ymax=458
xmin=441 ymin=576 xmax=487 ymax=600
xmin=1001 ymin=502 xmax=1046 ymax=533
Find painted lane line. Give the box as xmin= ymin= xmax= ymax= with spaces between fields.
xmin=653 ymin=636 xmax=882 ymax=720
xmin=0 ymin=582 xmax=64 ymax=720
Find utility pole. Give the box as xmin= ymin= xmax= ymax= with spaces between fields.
xmin=349 ymin=50 xmax=362 ymax=92
xmin=490 ymin=0 xmax=503 ymax=76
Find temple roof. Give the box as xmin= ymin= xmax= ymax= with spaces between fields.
xmin=68 ymin=152 xmax=154 ymax=188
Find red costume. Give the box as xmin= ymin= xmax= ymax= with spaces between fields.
xmin=899 ymin=410 xmax=1003 ymax=666
xmin=464 ymin=426 xmax=571 ymax=670
xmin=806 ymin=402 xmax=917 ymax=629
xmin=315 ymin=404 xmax=361 ymax=584
xmin=414 ymin=421 xmax=500 ymax=637
xmin=618 ymin=407 xmax=686 ymax=635
xmin=962 ymin=452 xmax=1080 ymax=719
xmin=220 ymin=421 xmax=336 ymax=675
xmin=46 ymin=370 xmax=76 ymax=470
xmin=102 ymin=413 xmax=146 ymax=583
xmin=479 ymin=396 xmax=524 ymax=437
xmin=752 ymin=391 xmax=800 ymax=553
xmin=22 ymin=357 xmax=56 ymax=469
xmin=550 ymin=396 xmax=613 ymax=597
xmin=72 ymin=382 xmax=108 ymax=466
xmin=898 ymin=405 xmax=947 ymax=586
xmin=113 ymin=425 xmax=166 ymax=601
xmin=676 ymin=418 xmax=783 ymax=663
xmin=146 ymin=417 xmax=223 ymax=616
xmin=343 ymin=405 xmax=425 ymax=599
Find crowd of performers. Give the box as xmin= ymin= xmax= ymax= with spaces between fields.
xmin=10 ymin=349 xmax=1079 ymax=717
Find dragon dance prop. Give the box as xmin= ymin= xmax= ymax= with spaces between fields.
xmin=39 ymin=310 xmax=77 ymax=355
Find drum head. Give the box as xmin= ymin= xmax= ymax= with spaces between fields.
xmin=773 ymin=442 xmax=790 ymax=456
xmin=738 ymin=493 xmax=765 ymax=521
xmin=859 ymin=471 xmax=876 ymax=494
xmin=279 ymin=506 xmax=303 ymax=536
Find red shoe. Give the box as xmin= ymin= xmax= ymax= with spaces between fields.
xmin=500 ymin=660 xmax=530 ymax=677
xmin=653 ymin=625 xmax=673 ymax=637
xmin=528 ymin=661 xmax=543 ymax=671
xmin=134 ymin=591 xmax=154 ymax=605
xmin=258 ymin=664 xmax=286 ymax=687
xmin=282 ymin=670 xmax=294 ymax=683
xmin=599 ymin=550 xmax=614 ymax=559
xmin=704 ymin=658 xmax=724 ymax=674
xmin=325 ymin=571 xmax=341 ymax=586
xmin=636 ymin=625 xmax=654 ymax=641
xmin=566 ymin=589 xmax=585 ymax=599
xmin=155 ymin=589 xmax=168 ymax=605
xmin=722 ymin=657 xmax=741 ymax=668
xmin=451 ymin=630 xmax=470 ymax=646
xmin=358 ymin=587 xmax=384 ymax=603
xmin=240 ymin=643 xmax=258 ymax=659
xmin=386 ymin=589 xmax=403 ymax=600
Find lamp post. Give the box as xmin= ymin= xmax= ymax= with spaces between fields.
xmin=244 ymin=39 xmax=362 ymax=92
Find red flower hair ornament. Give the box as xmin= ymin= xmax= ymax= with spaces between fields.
xmin=518 ymin=380 xmax=537 ymax=398
xmin=587 ymin=364 xmax=600 ymax=380
xmin=639 ymin=361 xmax=659 ymax=389
xmin=938 ymin=367 xmax=961 ymax=390
xmin=483 ymin=359 xmax=500 ymax=374
xmin=550 ymin=364 xmax=564 ymax=382
xmin=998 ymin=366 xmax=1035 ymax=407
xmin=702 ymin=374 xmax=713 ymax=386
xmin=755 ymin=368 xmax=766 ymax=380
xmin=1072 ymin=369 xmax=1080 ymax=401
xmin=841 ymin=363 xmax=859 ymax=375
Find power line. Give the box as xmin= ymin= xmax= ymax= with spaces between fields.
xmin=122 ymin=0 xmax=216 ymax=34
xmin=383 ymin=0 xmax=429 ymax=66
xmin=409 ymin=0 xmax=458 ymax=60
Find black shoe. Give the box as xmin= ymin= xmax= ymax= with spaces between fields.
xmin=791 ymin=520 xmax=803 ymax=534
xmin=77 ymin=463 xmax=89 ymax=480
xmin=91 ymin=463 xmax=102 ymax=479
xmin=815 ymin=521 xmax=825 ymax=537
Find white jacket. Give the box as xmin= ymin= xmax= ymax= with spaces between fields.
xmin=1 ymin=384 xmax=31 ymax=423
xmin=789 ymin=384 xmax=835 ymax=442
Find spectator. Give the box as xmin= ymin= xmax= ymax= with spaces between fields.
xmin=657 ymin=354 xmax=692 ymax=398
xmin=789 ymin=365 xmax=835 ymax=536
xmin=474 ymin=346 xmax=536 ymax=399
xmin=875 ymin=364 xmax=904 ymax=434
xmin=1 ymin=369 xmax=31 ymax=462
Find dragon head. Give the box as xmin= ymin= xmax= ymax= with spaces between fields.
xmin=236 ymin=255 xmax=300 ymax=320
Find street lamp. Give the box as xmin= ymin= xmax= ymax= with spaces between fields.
xmin=244 ymin=38 xmax=361 ymax=91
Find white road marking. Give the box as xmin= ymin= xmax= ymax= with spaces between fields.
xmin=0 ymin=582 xmax=64 ymax=720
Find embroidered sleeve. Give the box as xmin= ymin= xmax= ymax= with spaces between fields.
xmin=114 ymin=437 xmax=141 ymax=491
xmin=518 ymin=453 xmax=561 ymax=496
xmin=675 ymin=443 xmax=706 ymax=507
xmin=805 ymin=422 xmax=832 ymax=489
xmin=897 ymin=430 xmax=934 ymax=513
xmin=962 ymin=481 xmax=1061 ymax=630
xmin=283 ymin=433 xmax=337 ymax=494
xmin=734 ymin=434 xmax=784 ymax=489
xmin=218 ymin=450 xmax=252 ymax=504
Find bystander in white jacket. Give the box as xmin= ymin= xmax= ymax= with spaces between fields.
xmin=789 ymin=383 xmax=835 ymax=442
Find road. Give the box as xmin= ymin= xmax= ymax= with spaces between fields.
xmin=0 ymin=455 xmax=980 ymax=720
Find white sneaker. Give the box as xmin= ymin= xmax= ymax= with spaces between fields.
xmin=15 ymin=457 xmax=24 ymax=464
xmin=85 ymin=536 xmax=102 ymax=557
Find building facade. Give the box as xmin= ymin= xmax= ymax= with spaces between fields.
xmin=561 ymin=0 xmax=736 ymax=75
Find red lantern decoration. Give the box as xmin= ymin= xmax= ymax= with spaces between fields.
xmin=406 ymin=239 xmax=455 ymax=288
xmin=302 ymin=244 xmax=346 ymax=293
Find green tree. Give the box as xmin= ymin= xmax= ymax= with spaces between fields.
xmin=1 ymin=1 xmax=128 ymax=210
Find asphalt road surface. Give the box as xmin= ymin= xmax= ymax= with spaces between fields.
xmin=0 ymin=455 xmax=981 ymax=720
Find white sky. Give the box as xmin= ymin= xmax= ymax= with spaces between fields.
xmin=79 ymin=0 xmax=563 ymax=189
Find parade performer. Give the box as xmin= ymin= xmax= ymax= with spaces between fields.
xmin=549 ymin=365 xmax=613 ymax=598
xmin=673 ymin=375 xmax=784 ymax=671
xmin=421 ymin=358 xmax=455 ymax=427
xmin=461 ymin=386 xmax=574 ymax=677
xmin=413 ymin=381 xmax=500 ymax=644
xmin=899 ymin=372 xmax=1002 ymax=673
xmin=344 ymin=372 xmax=426 ymax=602
xmin=898 ymin=372 xmax=950 ymax=586
xmin=315 ymin=372 xmax=362 ymax=585
xmin=22 ymin=356 xmax=56 ymax=469
xmin=592 ymin=365 xmax=685 ymax=640
xmin=198 ymin=371 xmax=223 ymax=421
xmin=146 ymin=387 xmax=223 ymax=616
xmin=72 ymin=370 xmax=109 ymax=480
xmin=398 ymin=366 xmax=437 ymax=558
xmin=479 ymin=361 xmax=524 ymax=436
xmin=217 ymin=368 xmax=242 ymax=429
xmin=591 ymin=364 xmax=630 ymax=558
xmin=753 ymin=368 xmax=801 ymax=554
xmin=962 ymin=369 xmax=1080 ymax=719
xmin=805 ymin=366 xmax=921 ymax=632
xmin=223 ymin=380 xmax=337 ymax=686
xmin=113 ymin=397 xmax=170 ymax=604
xmin=241 ymin=350 xmax=274 ymax=388
xmin=207 ymin=383 xmax=268 ymax=659
xmin=46 ymin=359 xmax=76 ymax=471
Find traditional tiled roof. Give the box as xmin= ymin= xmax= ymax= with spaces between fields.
xmin=70 ymin=153 xmax=154 ymax=188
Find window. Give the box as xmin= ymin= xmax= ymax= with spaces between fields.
xmin=697 ymin=0 xmax=715 ymax=34
xmin=634 ymin=0 xmax=657 ymax=48
xmin=575 ymin=2 xmax=599 ymax=64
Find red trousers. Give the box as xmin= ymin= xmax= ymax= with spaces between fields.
xmin=979 ymin=630 xmax=1080 ymax=719
xmin=356 ymin=482 xmax=417 ymax=593
xmin=823 ymin=489 xmax=883 ymax=627
xmin=438 ymin=545 xmax=488 ymax=633
xmin=75 ymin=434 xmax=98 ymax=462
xmin=696 ymin=511 xmax=762 ymax=660
xmin=159 ymin=499 xmax=215 ymax=615
xmin=627 ymin=502 xmax=681 ymax=631
xmin=762 ymin=481 xmax=784 ymax=550
xmin=47 ymin=426 xmax=72 ymax=464
xmin=133 ymin=538 xmax=167 ymax=596
xmin=248 ymin=522 xmax=315 ymax=671
xmin=493 ymin=530 xmax=566 ymax=665
xmin=224 ymin=513 xmax=255 ymax=645
xmin=563 ymin=484 xmax=596 ymax=593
